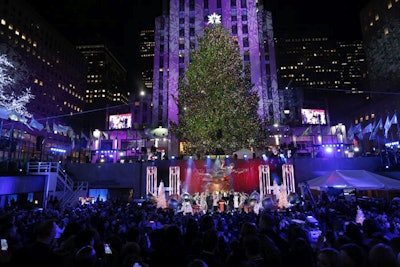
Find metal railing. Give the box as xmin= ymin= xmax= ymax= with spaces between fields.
xmin=27 ymin=162 xmax=88 ymax=208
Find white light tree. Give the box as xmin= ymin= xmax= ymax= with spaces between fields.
xmin=0 ymin=54 xmax=34 ymax=121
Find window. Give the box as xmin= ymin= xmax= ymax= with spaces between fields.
xmin=243 ymin=37 xmax=249 ymax=47
xmin=232 ymin=25 xmax=237 ymax=34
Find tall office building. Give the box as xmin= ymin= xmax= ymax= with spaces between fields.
xmin=139 ymin=29 xmax=156 ymax=92
xmin=342 ymin=0 xmax=400 ymax=126
xmin=152 ymin=0 xmax=279 ymax=155
xmin=76 ymin=44 xmax=129 ymax=132
xmin=275 ymin=28 xmax=367 ymax=125
xmin=0 ymin=0 xmax=87 ymax=162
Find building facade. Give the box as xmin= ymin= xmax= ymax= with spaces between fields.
xmin=76 ymin=44 xmax=129 ymax=132
xmin=0 ymin=0 xmax=87 ymax=164
xmin=275 ymin=28 xmax=367 ymax=126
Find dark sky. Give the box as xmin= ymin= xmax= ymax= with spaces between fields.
xmin=26 ymin=0 xmax=367 ymax=78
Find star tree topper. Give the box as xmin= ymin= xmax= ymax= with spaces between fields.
xmin=208 ymin=12 xmax=221 ymax=24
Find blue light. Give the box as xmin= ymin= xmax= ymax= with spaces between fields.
xmin=171 ymin=155 xmax=176 ymax=160
xmin=50 ymin=147 xmax=66 ymax=153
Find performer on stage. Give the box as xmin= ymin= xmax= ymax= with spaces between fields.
xmin=212 ymin=191 xmax=219 ymax=212
xmin=219 ymin=197 xmax=226 ymax=212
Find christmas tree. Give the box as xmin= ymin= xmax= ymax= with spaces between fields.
xmin=170 ymin=24 xmax=264 ymax=156
xmin=277 ymin=184 xmax=289 ymax=209
xmin=157 ymin=181 xmax=167 ymax=209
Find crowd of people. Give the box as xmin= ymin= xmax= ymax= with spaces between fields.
xmin=0 ymin=189 xmax=400 ymax=267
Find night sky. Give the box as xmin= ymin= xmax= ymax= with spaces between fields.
xmin=25 ymin=0 xmax=368 ymax=79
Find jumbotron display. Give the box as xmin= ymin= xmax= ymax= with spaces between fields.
xmin=301 ymin=108 xmax=327 ymax=125
xmin=108 ymin=113 xmax=132 ymax=130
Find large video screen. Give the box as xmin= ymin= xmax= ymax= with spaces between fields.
xmin=301 ymin=108 xmax=327 ymax=125
xmin=109 ymin=113 xmax=132 ymax=130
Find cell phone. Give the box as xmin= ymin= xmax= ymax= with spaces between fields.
xmin=104 ymin=243 xmax=112 ymax=254
xmin=1 ymin=239 xmax=8 ymax=251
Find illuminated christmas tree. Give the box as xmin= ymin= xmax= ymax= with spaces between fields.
xmin=170 ymin=24 xmax=264 ymax=156
xmin=0 ymin=54 xmax=34 ymax=120
xmin=278 ymin=184 xmax=289 ymax=209
xmin=157 ymin=181 xmax=167 ymax=209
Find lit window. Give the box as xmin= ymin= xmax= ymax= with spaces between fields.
xmin=15 ymin=29 xmax=19 ymax=35
xmin=384 ymin=28 xmax=389 ymax=35
xmin=375 ymin=14 xmax=379 ymax=21
xmin=33 ymin=42 xmax=37 ymax=47
xmin=8 ymin=24 xmax=13 ymax=30
xmin=1 ymin=19 xmax=5 ymax=25
xmin=388 ymin=2 xmax=392 ymax=8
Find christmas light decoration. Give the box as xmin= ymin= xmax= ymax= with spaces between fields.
xmin=0 ymin=54 xmax=34 ymax=121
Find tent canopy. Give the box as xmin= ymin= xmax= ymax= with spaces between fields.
xmin=303 ymin=170 xmax=400 ymax=191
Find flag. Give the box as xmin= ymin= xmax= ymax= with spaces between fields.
xmin=370 ymin=118 xmax=382 ymax=140
xmin=80 ymin=131 xmax=89 ymax=149
xmin=384 ymin=115 xmax=391 ymax=138
xmin=67 ymin=127 xmax=75 ymax=138
xmin=362 ymin=123 xmax=373 ymax=134
xmin=53 ymin=122 xmax=60 ymax=133
xmin=71 ymin=136 xmax=75 ymax=149
xmin=58 ymin=124 xmax=69 ymax=135
xmin=29 ymin=117 xmax=44 ymax=131
xmin=353 ymin=123 xmax=362 ymax=135
xmin=81 ymin=130 xmax=89 ymax=141
xmin=390 ymin=112 xmax=398 ymax=125
xmin=347 ymin=124 xmax=354 ymax=141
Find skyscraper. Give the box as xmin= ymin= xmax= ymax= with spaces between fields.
xmin=152 ymin=0 xmax=279 ymax=155
xmin=76 ymin=44 xmax=129 ymax=132
xmin=0 ymin=0 xmax=87 ymax=161
xmin=139 ymin=29 xmax=156 ymax=92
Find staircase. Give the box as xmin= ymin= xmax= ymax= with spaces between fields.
xmin=27 ymin=162 xmax=89 ymax=208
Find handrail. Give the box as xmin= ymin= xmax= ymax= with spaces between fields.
xmin=27 ymin=162 xmax=89 ymax=209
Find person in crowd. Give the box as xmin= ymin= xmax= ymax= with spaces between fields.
xmin=9 ymin=219 xmax=64 ymax=267
xmin=368 ymin=243 xmax=398 ymax=267
xmin=3 ymin=188 xmax=400 ymax=267
xmin=316 ymin=247 xmax=344 ymax=267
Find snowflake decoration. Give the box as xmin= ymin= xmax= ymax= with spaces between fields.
xmin=208 ymin=12 xmax=221 ymax=24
